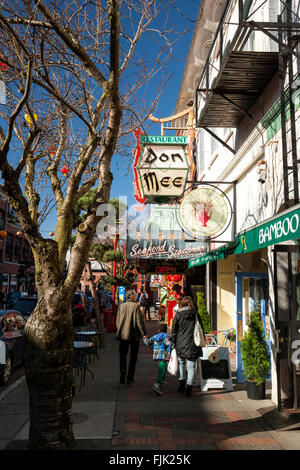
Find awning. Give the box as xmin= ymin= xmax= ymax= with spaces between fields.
xmin=189 ymin=204 xmax=300 ymax=268
xmin=189 ymin=245 xmax=230 ymax=268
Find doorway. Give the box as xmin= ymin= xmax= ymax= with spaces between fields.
xmin=273 ymin=244 xmax=300 ymax=411
xmin=235 ymin=272 xmax=270 ymax=383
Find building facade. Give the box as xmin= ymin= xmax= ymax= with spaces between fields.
xmin=0 ymin=188 xmax=35 ymax=294
xmin=175 ymin=0 xmax=300 ymax=409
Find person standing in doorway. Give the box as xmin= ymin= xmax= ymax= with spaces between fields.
xmin=144 ymin=293 xmax=151 ymax=320
xmin=116 ymin=289 xmax=147 ymax=384
xmin=172 ymin=296 xmax=204 ymax=397
xmin=139 ymin=292 xmax=147 ymax=320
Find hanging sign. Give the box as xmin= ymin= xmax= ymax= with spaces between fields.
xmin=177 ymin=185 xmax=232 ymax=240
xmin=133 ymin=134 xmax=191 ymax=203
xmin=127 ymin=238 xmax=206 ymax=260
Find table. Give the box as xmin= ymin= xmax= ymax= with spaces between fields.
xmin=75 ymin=331 xmax=101 ymax=360
xmin=73 ymin=341 xmax=95 ymax=387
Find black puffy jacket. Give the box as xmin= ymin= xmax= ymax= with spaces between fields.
xmin=172 ymin=307 xmax=204 ymax=360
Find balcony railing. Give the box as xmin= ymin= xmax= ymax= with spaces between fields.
xmin=195 ymin=0 xmax=300 ymax=127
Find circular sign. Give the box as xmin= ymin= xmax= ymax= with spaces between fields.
xmin=177 ymin=185 xmax=232 ymax=239
xmin=208 ymin=349 xmax=221 ymax=364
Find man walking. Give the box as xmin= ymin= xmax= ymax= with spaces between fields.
xmin=116 ymin=289 xmax=147 ymax=384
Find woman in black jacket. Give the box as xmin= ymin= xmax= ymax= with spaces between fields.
xmin=172 ymin=296 xmax=204 ymax=397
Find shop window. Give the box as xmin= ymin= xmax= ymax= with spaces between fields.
xmin=0 ymin=209 xmax=5 ymax=230
xmin=4 ymin=233 xmax=14 ymax=262
xmin=13 ymin=238 xmax=21 ymax=262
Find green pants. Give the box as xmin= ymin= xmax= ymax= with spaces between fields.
xmin=156 ymin=360 xmax=168 ymax=384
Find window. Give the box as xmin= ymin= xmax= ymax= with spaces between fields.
xmin=14 ymin=238 xmax=21 ymax=262
xmin=4 ymin=233 xmax=14 ymax=262
xmin=0 ymin=209 xmax=5 ymax=230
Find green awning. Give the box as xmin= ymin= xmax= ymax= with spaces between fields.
xmin=189 ymin=204 xmax=300 ymax=268
xmin=189 ymin=245 xmax=229 ymax=268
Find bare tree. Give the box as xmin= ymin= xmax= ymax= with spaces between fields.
xmin=0 ymin=0 xmax=186 ymax=449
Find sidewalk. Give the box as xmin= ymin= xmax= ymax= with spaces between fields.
xmin=1 ymin=316 xmax=300 ymax=451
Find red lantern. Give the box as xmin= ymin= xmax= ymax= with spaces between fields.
xmin=48 ymin=145 xmax=57 ymax=156
xmin=60 ymin=166 xmax=70 ymax=176
xmin=49 ymin=232 xmax=54 ymax=236
xmin=172 ymin=275 xmax=182 ymax=282
xmin=0 ymin=231 xmax=7 ymax=238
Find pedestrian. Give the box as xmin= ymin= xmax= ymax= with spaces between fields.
xmin=137 ymin=289 xmax=143 ymax=303
xmin=144 ymin=323 xmax=173 ymax=396
xmin=144 ymin=293 xmax=151 ymax=320
xmin=171 ymin=296 xmax=204 ymax=397
xmin=116 ymin=289 xmax=147 ymax=385
xmin=139 ymin=292 xmax=147 ymax=319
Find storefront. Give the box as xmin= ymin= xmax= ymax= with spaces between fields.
xmin=188 ymin=203 xmax=300 ymax=407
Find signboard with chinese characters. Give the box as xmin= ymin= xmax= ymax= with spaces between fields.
xmin=133 ymin=132 xmax=195 ymax=204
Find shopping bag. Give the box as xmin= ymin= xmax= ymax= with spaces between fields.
xmin=194 ymin=315 xmax=206 ymax=347
xmin=167 ymin=347 xmax=178 ymax=376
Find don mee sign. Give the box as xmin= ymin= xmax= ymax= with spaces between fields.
xmin=133 ymin=133 xmax=194 ymax=203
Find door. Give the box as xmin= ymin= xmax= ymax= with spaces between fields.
xmin=236 ymin=272 xmax=270 ymax=383
xmin=273 ymin=244 xmax=300 ymax=411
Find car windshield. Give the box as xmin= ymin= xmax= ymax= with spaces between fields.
xmin=13 ymin=300 xmax=37 ymax=315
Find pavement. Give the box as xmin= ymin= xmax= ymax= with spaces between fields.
xmin=1 ymin=311 xmax=300 ymax=452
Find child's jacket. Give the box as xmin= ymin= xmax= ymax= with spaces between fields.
xmin=144 ymin=332 xmax=173 ymax=361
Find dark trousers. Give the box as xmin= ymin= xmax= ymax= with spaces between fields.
xmin=145 ymin=306 xmax=151 ymax=320
xmin=119 ymin=340 xmax=140 ymax=381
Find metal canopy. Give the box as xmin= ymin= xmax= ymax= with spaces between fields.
xmin=197 ymin=51 xmax=279 ymax=128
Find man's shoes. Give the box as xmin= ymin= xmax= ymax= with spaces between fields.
xmin=152 ymin=384 xmax=163 ymax=395
xmin=185 ymin=385 xmax=193 ymax=397
xmin=177 ymin=379 xmax=185 ymax=393
xmin=120 ymin=373 xmax=126 ymax=384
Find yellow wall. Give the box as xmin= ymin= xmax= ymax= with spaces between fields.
xmin=216 ymin=249 xmax=268 ymax=342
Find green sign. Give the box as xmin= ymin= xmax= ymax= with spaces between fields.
xmin=188 ymin=205 xmax=300 ymax=268
xmin=139 ymin=135 xmax=189 ymax=145
xmin=234 ymin=205 xmax=300 ymax=254
xmin=189 ymin=246 xmax=227 ymax=268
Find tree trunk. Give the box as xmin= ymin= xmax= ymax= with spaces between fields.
xmin=24 ymin=241 xmax=76 ymax=450
xmin=24 ymin=289 xmax=75 ymax=450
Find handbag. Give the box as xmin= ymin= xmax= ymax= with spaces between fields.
xmin=194 ymin=315 xmax=206 ymax=347
xmin=167 ymin=347 xmax=178 ymax=376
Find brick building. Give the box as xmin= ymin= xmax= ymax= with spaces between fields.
xmin=0 ymin=188 xmax=35 ymax=294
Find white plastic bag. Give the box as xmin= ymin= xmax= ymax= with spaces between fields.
xmin=167 ymin=347 xmax=178 ymax=376
xmin=194 ymin=316 xmax=206 ymax=347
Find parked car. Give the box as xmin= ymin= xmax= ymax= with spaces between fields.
xmin=72 ymin=292 xmax=90 ymax=327
xmin=4 ymin=291 xmax=29 ymax=309
xmin=11 ymin=296 xmax=38 ymax=320
xmin=0 ymin=310 xmax=26 ymax=385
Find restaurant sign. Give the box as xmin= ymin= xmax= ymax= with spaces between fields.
xmin=188 ymin=204 xmax=300 ymax=268
xmin=126 ymin=238 xmax=206 ymax=260
xmin=178 ymin=185 xmax=232 ymax=240
xmin=133 ymin=131 xmax=194 ymax=204
xmin=234 ymin=205 xmax=300 ymax=254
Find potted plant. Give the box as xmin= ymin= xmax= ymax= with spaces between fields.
xmin=196 ymin=291 xmax=211 ymax=334
xmin=240 ymin=310 xmax=270 ymax=400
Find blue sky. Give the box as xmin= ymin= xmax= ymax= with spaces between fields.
xmin=1 ymin=2 xmax=200 ymax=236
xmin=110 ymin=0 xmax=199 ymax=212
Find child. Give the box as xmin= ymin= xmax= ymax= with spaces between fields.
xmin=144 ymin=324 xmax=173 ymax=396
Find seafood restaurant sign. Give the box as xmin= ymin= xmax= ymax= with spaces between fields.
xmin=126 ymin=239 xmax=206 ymax=260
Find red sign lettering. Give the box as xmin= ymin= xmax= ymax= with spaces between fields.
xmin=155 ymin=266 xmax=177 ymax=274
